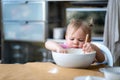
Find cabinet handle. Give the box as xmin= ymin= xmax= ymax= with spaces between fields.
xmin=25 ymin=21 xmax=29 ymax=24
xmin=25 ymin=1 xmax=29 ymax=4
xmin=19 ymin=21 xmax=29 ymax=25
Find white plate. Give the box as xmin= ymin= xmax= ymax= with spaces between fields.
xmin=74 ymin=76 xmax=105 ymax=80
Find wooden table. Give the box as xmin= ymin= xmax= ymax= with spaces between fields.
xmin=0 ymin=62 xmax=105 ymax=80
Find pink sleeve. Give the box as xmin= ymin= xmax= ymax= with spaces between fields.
xmin=60 ymin=43 xmax=68 ymax=49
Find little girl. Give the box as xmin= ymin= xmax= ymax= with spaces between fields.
xmin=45 ymin=19 xmax=105 ymax=63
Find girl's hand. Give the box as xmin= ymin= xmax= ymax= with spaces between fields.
xmin=82 ymin=42 xmax=95 ymax=53
xmin=56 ymin=48 xmax=67 ymax=53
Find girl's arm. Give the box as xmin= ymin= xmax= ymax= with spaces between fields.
xmin=91 ymin=44 xmax=105 ymax=63
xmin=45 ymin=40 xmax=67 ymax=53
xmin=82 ymin=43 xmax=105 ymax=63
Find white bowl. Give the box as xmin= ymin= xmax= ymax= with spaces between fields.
xmin=52 ymin=48 xmax=96 ymax=68
xmin=74 ymin=76 xmax=105 ymax=80
xmin=100 ymin=67 xmax=120 ymax=80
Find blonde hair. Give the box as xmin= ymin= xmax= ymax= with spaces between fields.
xmin=66 ymin=19 xmax=92 ymax=41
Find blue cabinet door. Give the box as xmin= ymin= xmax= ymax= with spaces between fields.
xmin=3 ymin=22 xmax=46 ymax=42
xmin=2 ymin=1 xmax=46 ymax=21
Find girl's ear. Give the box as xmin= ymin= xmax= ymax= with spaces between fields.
xmin=65 ymin=34 xmax=68 ymax=40
xmin=65 ymin=35 xmax=67 ymax=39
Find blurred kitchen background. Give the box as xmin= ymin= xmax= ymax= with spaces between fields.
xmin=0 ymin=0 xmax=108 ymax=64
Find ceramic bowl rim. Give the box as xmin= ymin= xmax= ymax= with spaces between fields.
xmin=52 ymin=50 xmax=96 ymax=56
xmin=99 ymin=67 xmax=120 ymax=74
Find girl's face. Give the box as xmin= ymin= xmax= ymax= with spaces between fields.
xmin=65 ymin=27 xmax=86 ymax=48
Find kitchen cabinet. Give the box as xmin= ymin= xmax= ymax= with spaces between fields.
xmin=2 ymin=1 xmax=45 ymax=21
xmin=1 ymin=0 xmax=48 ymax=63
xmin=3 ymin=22 xmax=46 ymax=42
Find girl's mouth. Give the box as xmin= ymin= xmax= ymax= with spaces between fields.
xmin=73 ymin=46 xmax=79 ymax=48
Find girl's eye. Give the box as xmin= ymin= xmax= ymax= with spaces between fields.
xmin=70 ymin=38 xmax=74 ymax=40
xmin=79 ymin=39 xmax=84 ymax=42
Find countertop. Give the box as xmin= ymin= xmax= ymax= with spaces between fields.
xmin=0 ymin=62 xmax=106 ymax=80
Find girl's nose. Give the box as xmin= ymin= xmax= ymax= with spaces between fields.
xmin=73 ymin=39 xmax=79 ymax=44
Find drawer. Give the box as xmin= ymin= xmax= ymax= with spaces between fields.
xmin=2 ymin=0 xmax=45 ymax=1
xmin=2 ymin=1 xmax=46 ymax=21
xmin=3 ymin=21 xmax=46 ymax=42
